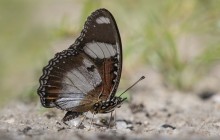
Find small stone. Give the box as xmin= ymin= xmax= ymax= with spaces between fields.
xmin=161 ymin=124 xmax=176 ymax=130
xmin=5 ymin=118 xmax=15 ymax=124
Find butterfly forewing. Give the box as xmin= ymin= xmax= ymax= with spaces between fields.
xmin=69 ymin=9 xmax=122 ymax=100
xmin=38 ymin=9 xmax=122 ymax=112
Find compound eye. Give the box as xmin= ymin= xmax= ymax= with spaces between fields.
xmin=111 ymin=97 xmax=116 ymax=102
xmin=116 ymin=98 xmax=120 ymax=103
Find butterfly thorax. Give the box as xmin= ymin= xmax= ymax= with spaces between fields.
xmin=92 ymin=96 xmax=126 ymax=114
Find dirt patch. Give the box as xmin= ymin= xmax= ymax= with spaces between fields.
xmin=1 ymin=87 xmax=220 ymax=139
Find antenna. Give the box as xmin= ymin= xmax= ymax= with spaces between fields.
xmin=119 ymin=76 xmax=145 ymax=97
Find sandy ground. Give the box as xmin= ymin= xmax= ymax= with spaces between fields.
xmin=1 ymin=1 xmax=220 ymax=139
xmin=1 ymin=77 xmax=220 ymax=140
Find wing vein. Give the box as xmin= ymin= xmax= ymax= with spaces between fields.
xmin=104 ymin=43 xmax=112 ymax=56
xmin=95 ymin=42 xmax=106 ymax=58
xmin=84 ymin=44 xmax=99 ymax=58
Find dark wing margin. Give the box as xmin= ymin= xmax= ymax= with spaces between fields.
xmin=37 ymin=49 xmax=80 ymax=108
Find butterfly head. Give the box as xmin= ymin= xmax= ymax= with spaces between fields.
xmin=93 ymin=96 xmax=127 ymax=114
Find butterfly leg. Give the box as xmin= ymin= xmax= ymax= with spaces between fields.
xmin=114 ymin=110 xmax=117 ymax=129
xmin=62 ymin=111 xmax=83 ymax=125
xmin=108 ymin=110 xmax=117 ymax=128
xmin=108 ymin=111 xmax=113 ymax=128
xmin=88 ymin=113 xmax=95 ymax=130
xmin=76 ymin=112 xmax=88 ymax=128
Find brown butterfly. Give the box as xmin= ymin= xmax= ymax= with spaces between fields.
xmin=38 ymin=9 xmax=127 ymax=123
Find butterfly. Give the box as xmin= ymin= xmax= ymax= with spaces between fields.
xmin=37 ymin=8 xmax=127 ymax=123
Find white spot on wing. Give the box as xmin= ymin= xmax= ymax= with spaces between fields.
xmin=84 ymin=45 xmax=97 ymax=59
xmin=82 ymin=58 xmax=102 ymax=86
xmin=84 ymin=42 xmax=116 ymax=59
xmin=64 ymin=69 xmax=93 ymax=93
xmin=55 ymin=97 xmax=82 ymax=109
xmin=61 ymin=58 xmax=102 ymax=94
xmin=96 ymin=16 xmax=110 ymax=24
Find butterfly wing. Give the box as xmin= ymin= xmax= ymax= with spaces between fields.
xmin=71 ymin=8 xmax=122 ymax=100
xmin=37 ymin=9 xmax=122 ymax=112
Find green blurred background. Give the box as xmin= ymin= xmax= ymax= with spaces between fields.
xmin=0 ymin=0 xmax=220 ymax=106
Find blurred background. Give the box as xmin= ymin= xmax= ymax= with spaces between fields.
xmin=0 ymin=0 xmax=220 ymax=107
